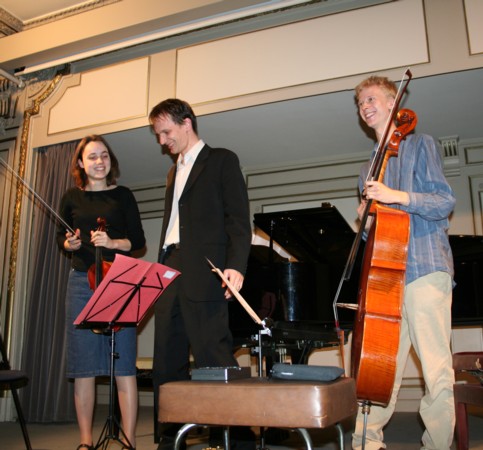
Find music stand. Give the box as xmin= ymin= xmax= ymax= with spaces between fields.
xmin=75 ymin=254 xmax=181 ymax=450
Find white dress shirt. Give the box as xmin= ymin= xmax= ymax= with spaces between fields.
xmin=163 ymin=139 xmax=204 ymax=247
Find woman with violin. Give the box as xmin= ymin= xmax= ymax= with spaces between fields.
xmin=351 ymin=76 xmax=456 ymax=450
xmin=57 ymin=135 xmax=146 ymax=450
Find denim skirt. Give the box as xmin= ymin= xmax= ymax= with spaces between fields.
xmin=65 ymin=269 xmax=137 ymax=378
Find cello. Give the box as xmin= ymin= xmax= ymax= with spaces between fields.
xmin=351 ymin=107 xmax=417 ymax=406
xmin=333 ymin=69 xmax=416 ymax=407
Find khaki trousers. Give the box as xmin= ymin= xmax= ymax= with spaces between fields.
xmin=352 ymin=271 xmax=455 ymax=450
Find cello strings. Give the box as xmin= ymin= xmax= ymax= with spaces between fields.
xmin=0 ymin=156 xmax=76 ymax=235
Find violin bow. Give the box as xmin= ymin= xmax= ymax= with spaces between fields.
xmin=0 ymin=156 xmax=77 ymax=235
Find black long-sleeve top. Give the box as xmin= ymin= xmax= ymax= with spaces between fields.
xmin=57 ymin=186 xmax=146 ymax=272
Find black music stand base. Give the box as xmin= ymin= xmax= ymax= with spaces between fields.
xmin=94 ymin=327 xmax=134 ymax=450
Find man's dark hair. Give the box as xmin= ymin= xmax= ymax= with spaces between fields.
xmin=149 ymin=98 xmax=198 ymax=135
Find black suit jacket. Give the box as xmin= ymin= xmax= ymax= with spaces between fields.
xmin=159 ymin=144 xmax=252 ymax=302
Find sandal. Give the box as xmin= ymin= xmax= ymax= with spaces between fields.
xmin=76 ymin=445 xmax=94 ymax=450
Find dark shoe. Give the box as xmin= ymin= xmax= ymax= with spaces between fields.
xmin=263 ymin=427 xmax=290 ymax=445
xmin=157 ymin=435 xmax=186 ymax=450
xmin=76 ymin=445 xmax=94 ymax=450
xmin=209 ymin=426 xmax=256 ymax=450
xmin=157 ymin=436 xmax=174 ymax=450
xmin=231 ymin=439 xmax=256 ymax=450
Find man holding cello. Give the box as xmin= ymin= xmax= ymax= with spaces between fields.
xmin=351 ymin=75 xmax=456 ymax=450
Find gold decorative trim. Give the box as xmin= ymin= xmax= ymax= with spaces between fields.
xmin=0 ymin=1 xmax=120 ymax=36
xmin=4 ymin=71 xmax=65 ymax=346
xmin=0 ymin=7 xmax=22 ymax=37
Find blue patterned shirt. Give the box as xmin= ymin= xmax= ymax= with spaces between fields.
xmin=359 ymin=133 xmax=456 ymax=285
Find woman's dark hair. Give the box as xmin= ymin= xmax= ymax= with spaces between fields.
xmin=71 ymin=135 xmax=120 ymax=188
xmin=149 ymin=98 xmax=198 ymax=135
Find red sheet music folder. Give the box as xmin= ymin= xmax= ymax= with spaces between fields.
xmin=74 ymin=254 xmax=180 ymax=327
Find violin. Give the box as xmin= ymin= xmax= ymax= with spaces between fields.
xmin=87 ymin=217 xmax=112 ymax=291
xmin=87 ymin=217 xmax=119 ymax=334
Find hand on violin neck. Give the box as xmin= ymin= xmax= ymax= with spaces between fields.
xmin=64 ymin=228 xmax=82 ymax=252
xmin=364 ymin=181 xmax=409 ymax=206
xmin=90 ymin=229 xmax=111 ymax=249
xmin=90 ymin=230 xmax=132 ymax=252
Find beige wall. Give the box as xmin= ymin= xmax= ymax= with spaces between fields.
xmin=29 ymin=0 xmax=483 ymax=147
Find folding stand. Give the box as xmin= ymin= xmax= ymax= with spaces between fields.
xmin=75 ymin=254 xmax=181 ymax=450
xmin=96 ymin=326 xmax=133 ymax=450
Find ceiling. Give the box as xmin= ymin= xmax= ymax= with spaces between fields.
xmin=1 ymin=1 xmax=483 ymax=186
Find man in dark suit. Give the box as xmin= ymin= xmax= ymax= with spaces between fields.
xmin=149 ymin=98 xmax=252 ymax=450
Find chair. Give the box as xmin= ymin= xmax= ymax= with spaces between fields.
xmin=453 ymin=351 xmax=483 ymax=450
xmin=0 ymin=330 xmax=32 ymax=450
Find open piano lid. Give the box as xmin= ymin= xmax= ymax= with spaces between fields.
xmin=242 ymin=202 xmax=360 ymax=334
xmin=253 ymin=202 xmax=355 ymax=266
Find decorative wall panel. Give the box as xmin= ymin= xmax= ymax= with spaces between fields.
xmin=176 ymin=0 xmax=428 ymax=104
xmin=464 ymin=0 xmax=483 ymax=55
xmin=48 ymin=57 xmax=149 ymax=134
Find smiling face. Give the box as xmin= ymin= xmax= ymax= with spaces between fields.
xmin=78 ymin=140 xmax=111 ymax=188
xmin=357 ymin=85 xmax=395 ymax=139
xmin=151 ymin=113 xmax=196 ymax=158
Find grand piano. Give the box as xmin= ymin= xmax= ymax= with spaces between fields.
xmin=229 ymin=203 xmax=483 ymax=361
